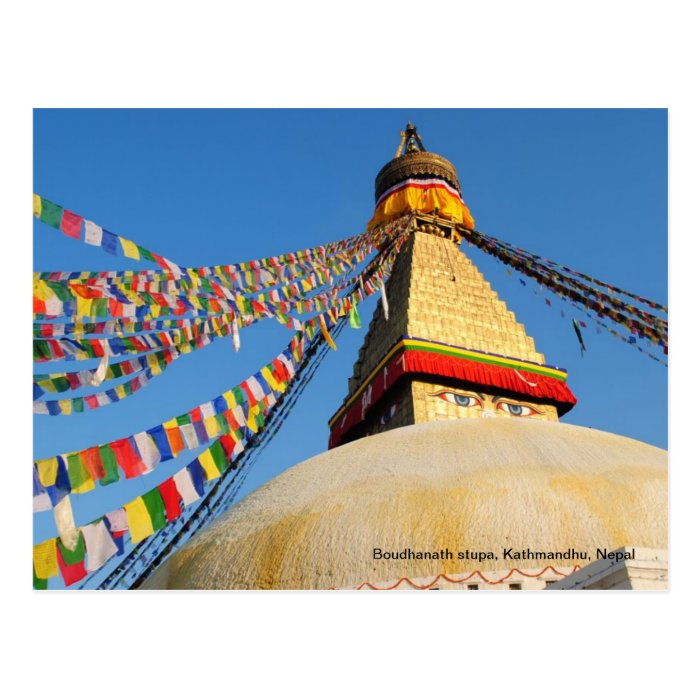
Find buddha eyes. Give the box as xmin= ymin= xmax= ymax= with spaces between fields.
xmin=496 ymin=402 xmax=538 ymax=417
xmin=433 ymin=391 xmax=482 ymax=408
xmin=430 ymin=391 xmax=541 ymax=417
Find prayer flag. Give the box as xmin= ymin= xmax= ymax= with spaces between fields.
xmin=39 ymin=198 xmax=63 ymax=228
xmin=84 ymin=220 xmax=103 ymax=246
xmin=141 ymin=488 xmax=167 ymax=532
xmin=57 ymin=532 xmax=87 ymax=586
xmin=105 ymin=509 xmax=129 ymax=535
xmin=98 ymin=444 xmax=120 ymax=485
xmin=147 ymin=425 xmax=174 ymax=461
xmin=61 ymin=210 xmax=82 ymax=239
xmin=111 ymin=437 xmax=148 ymax=478
xmin=100 ymin=230 xmax=119 ymax=255
xmin=66 ymin=453 xmax=95 ymax=494
xmin=173 ymin=468 xmax=200 ymax=506
xmin=124 ymin=497 xmax=155 ymax=544
xmin=33 ymin=540 xmax=58 ymax=580
xmin=380 ymin=280 xmax=389 ymax=320
xmin=133 ymin=432 xmax=161 ymax=473
xmin=119 ymin=237 xmax=141 ymax=260
xmin=82 ymin=520 xmax=118 ymax=572
xmin=158 ymin=478 xmax=182 ymax=521
xmin=319 ymin=315 xmax=337 ymax=351
xmin=349 ymin=302 xmax=361 ymax=329
xmin=33 ymin=194 xmax=42 ymax=218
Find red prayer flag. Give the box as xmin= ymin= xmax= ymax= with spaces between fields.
xmin=82 ymin=446 xmax=107 ymax=481
xmin=157 ymin=478 xmax=182 ymax=522
xmin=110 ymin=437 xmax=147 ymax=478
xmin=61 ymin=210 xmax=82 ymax=239
xmin=57 ymin=544 xmax=87 ymax=586
xmin=220 ymin=433 xmax=236 ymax=460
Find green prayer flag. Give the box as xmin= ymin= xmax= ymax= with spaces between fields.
xmin=233 ymin=386 xmax=247 ymax=406
xmin=176 ymin=414 xmax=191 ymax=426
xmin=209 ymin=440 xmax=229 ymax=471
xmin=138 ymin=246 xmax=156 ymax=262
xmin=67 ymin=453 xmax=91 ymax=490
xmin=53 ymin=377 xmax=71 ymax=393
xmin=39 ymin=198 xmax=63 ymax=228
xmin=215 ymin=413 xmax=229 ymax=433
xmin=141 ymin=488 xmax=167 ymax=532
xmin=45 ymin=280 xmax=74 ymax=302
xmin=98 ymin=444 xmax=120 ymax=485
xmin=93 ymin=297 xmax=109 ymax=317
xmin=57 ymin=531 xmax=86 ymax=566
xmin=349 ymin=302 xmax=362 ymax=329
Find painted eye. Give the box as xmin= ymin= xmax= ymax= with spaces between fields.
xmin=433 ymin=392 xmax=481 ymax=408
xmin=497 ymin=402 xmax=537 ymax=417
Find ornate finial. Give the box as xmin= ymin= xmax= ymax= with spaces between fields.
xmin=376 ymin=125 xmax=461 ymax=203
xmin=394 ymin=122 xmax=426 ymax=158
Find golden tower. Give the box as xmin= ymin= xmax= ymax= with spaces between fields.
xmin=329 ymin=124 xmax=576 ymax=447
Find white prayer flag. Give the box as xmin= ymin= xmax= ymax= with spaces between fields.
xmin=82 ymin=520 xmax=118 ymax=572
xmin=84 ymin=220 xmax=103 ymax=247
xmin=133 ymin=432 xmax=160 ymax=472
xmin=380 ymin=280 xmax=389 ymax=320
xmin=173 ymin=469 xmax=200 ymax=506
xmin=105 ymin=508 xmax=129 ymax=533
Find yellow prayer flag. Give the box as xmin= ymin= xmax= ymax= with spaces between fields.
xmin=36 ymin=457 xmax=59 ymax=487
xmin=147 ymin=353 xmax=160 ymax=370
xmin=222 ymin=390 xmax=236 ymax=409
xmin=115 ymin=384 xmax=127 ymax=399
xmin=246 ymin=405 xmax=259 ymax=433
xmin=261 ymin=366 xmax=280 ymax=393
xmin=33 ymin=540 xmax=58 ymax=579
xmin=199 ymin=449 xmax=222 ymax=481
xmin=76 ymin=295 xmax=93 ymax=319
xmin=204 ymin=416 xmax=220 ymax=440
xmin=33 ymin=194 xmax=42 ymax=218
xmin=163 ymin=419 xmax=178 ymax=430
xmin=120 ymin=237 xmax=141 ymax=260
xmin=124 ymin=497 xmax=155 ymax=543
xmin=58 ymin=399 xmax=73 ymax=415
xmin=319 ymin=315 xmax=337 ymax=351
xmin=33 ymin=280 xmax=52 ymax=301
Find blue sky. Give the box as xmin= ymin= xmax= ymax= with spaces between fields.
xmin=33 ymin=108 xmax=667 ymax=561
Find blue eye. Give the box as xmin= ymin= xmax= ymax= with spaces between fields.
xmin=497 ymin=402 xmax=537 ymax=417
xmin=432 ymin=392 xmax=481 ymax=408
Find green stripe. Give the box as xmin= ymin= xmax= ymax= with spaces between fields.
xmin=402 ymin=342 xmax=566 ymax=380
xmin=330 ymin=339 xmax=568 ymax=427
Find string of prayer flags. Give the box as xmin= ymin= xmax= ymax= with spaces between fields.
xmin=34 ymin=195 xmax=182 ymax=273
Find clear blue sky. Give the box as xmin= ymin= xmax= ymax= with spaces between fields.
xmin=33 ymin=109 xmax=668 ymax=560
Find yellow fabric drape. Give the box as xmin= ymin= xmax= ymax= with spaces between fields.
xmin=368 ymin=184 xmax=475 ymax=229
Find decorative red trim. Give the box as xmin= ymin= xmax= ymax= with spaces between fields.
xmin=329 ymin=565 xmax=581 ymax=590
xmin=329 ymin=347 xmax=577 ymax=448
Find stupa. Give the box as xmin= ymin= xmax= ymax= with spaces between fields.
xmin=142 ymin=125 xmax=667 ymax=590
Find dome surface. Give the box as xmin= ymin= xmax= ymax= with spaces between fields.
xmin=142 ymin=419 xmax=667 ymax=590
